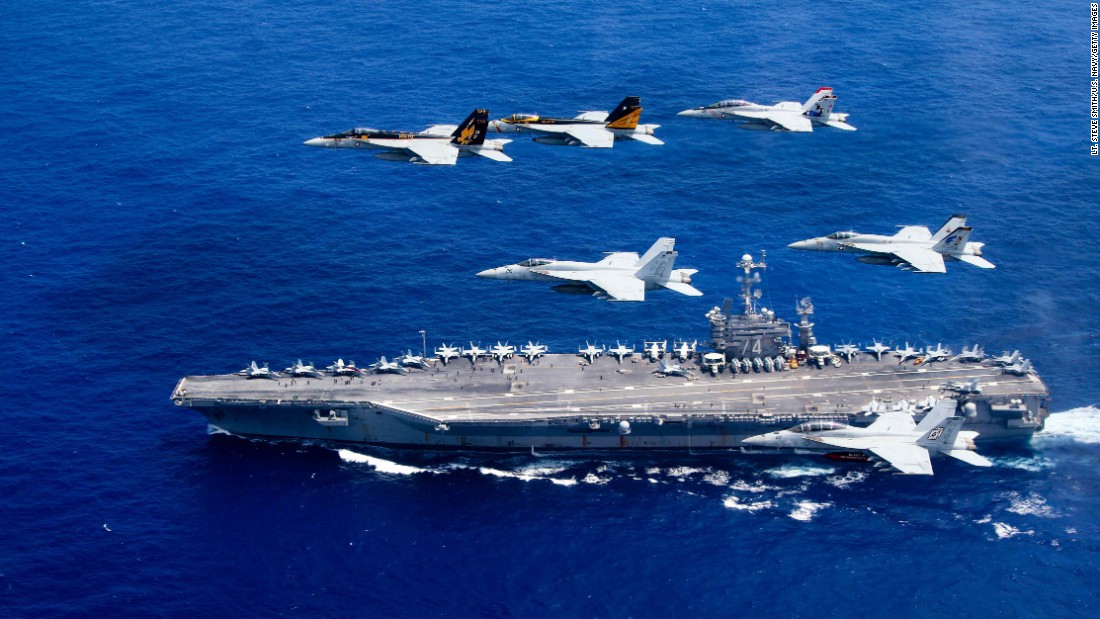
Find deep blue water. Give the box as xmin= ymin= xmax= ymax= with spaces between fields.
xmin=2 ymin=0 xmax=1098 ymax=616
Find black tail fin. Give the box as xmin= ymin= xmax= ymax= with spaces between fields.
xmin=605 ymin=96 xmax=642 ymax=129
xmin=451 ymin=109 xmax=488 ymax=145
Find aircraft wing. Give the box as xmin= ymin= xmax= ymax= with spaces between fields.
xmin=730 ymin=110 xmax=813 ymax=132
xmin=597 ymin=252 xmax=641 ymax=267
xmin=524 ymin=124 xmax=615 ymax=148
xmin=868 ymin=444 xmax=935 ymax=475
xmin=370 ymin=139 xmax=459 ymax=165
xmin=534 ymin=269 xmax=645 ymax=301
xmin=866 ymin=412 xmax=917 ymax=433
xmin=890 ymin=248 xmax=947 ymax=273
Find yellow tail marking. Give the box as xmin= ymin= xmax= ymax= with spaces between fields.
xmin=606 ymin=108 xmax=641 ymax=130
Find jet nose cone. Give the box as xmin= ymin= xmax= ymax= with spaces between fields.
xmin=303 ymin=137 xmax=329 ymax=147
xmin=677 ymin=109 xmax=697 ymax=117
xmin=741 ymin=435 xmax=765 ymax=446
xmin=787 ymin=239 xmax=816 ymax=250
xmin=477 ymin=268 xmax=501 ymax=279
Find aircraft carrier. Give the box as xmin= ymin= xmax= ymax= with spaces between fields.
xmin=172 ymin=254 xmax=1049 ymax=451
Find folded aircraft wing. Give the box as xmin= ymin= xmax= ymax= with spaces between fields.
xmin=524 ymin=124 xmax=615 ymax=148
xmin=868 ymin=444 xmax=935 ymax=475
xmin=370 ymin=139 xmax=459 ymax=165
xmin=731 ymin=110 xmax=813 ymax=132
xmin=534 ymin=269 xmax=645 ymax=301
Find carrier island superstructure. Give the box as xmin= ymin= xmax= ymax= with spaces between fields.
xmin=172 ymin=254 xmax=1049 ymax=451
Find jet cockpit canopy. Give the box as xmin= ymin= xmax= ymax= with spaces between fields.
xmin=787 ymin=421 xmax=848 ymax=433
xmin=518 ymin=258 xmax=554 ymax=267
xmin=706 ymin=99 xmax=751 ymax=109
xmin=826 ymin=231 xmax=858 ymax=240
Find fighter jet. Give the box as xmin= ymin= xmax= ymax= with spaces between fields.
xmin=653 ymin=359 xmax=696 ymax=379
xmin=284 ymin=359 xmax=324 ymax=379
xmin=488 ymin=96 xmax=662 ymax=148
xmin=944 ymin=378 xmax=982 ymax=395
xmin=520 ymin=342 xmax=548 ymax=363
xmin=672 ymin=340 xmax=697 ymax=362
xmin=477 ymin=238 xmax=702 ymax=302
xmin=742 ymin=399 xmax=992 ymax=475
xmin=398 ymin=351 xmax=433 ymax=370
xmin=303 ymin=109 xmax=511 ymax=165
xmin=644 ymin=340 xmax=667 ymax=362
xmin=678 ymin=87 xmax=856 ymax=132
xmin=1002 ymin=359 xmax=1033 ymax=376
xmin=578 ymin=342 xmax=605 ymax=364
xmin=991 ymin=350 xmax=1022 ymax=366
xmin=369 ymin=357 xmax=409 ymax=375
xmin=434 ymin=344 xmax=461 ymax=366
xmin=920 ymin=343 xmax=953 ymax=364
xmin=489 ymin=342 xmax=516 ymax=364
xmin=865 ymin=340 xmax=891 ymax=361
xmin=238 ymin=361 xmax=280 ymax=380
xmin=608 ymin=341 xmax=635 ymax=363
xmin=834 ymin=343 xmax=860 ymax=362
xmin=462 ymin=343 xmax=487 ymax=364
xmin=326 ymin=359 xmax=365 ymax=376
xmin=788 ymin=214 xmax=994 ymax=274
xmin=894 ymin=343 xmax=923 ymax=364
xmin=954 ymin=344 xmax=985 ymax=363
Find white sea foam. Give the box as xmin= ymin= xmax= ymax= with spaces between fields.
xmin=664 ymin=466 xmax=706 ymax=479
xmin=337 ymin=450 xmax=434 ymax=475
xmin=206 ymin=425 xmax=232 ymax=436
xmin=729 ymin=479 xmax=773 ymax=493
xmin=1005 ymin=492 xmax=1057 ymax=518
xmin=580 ymin=472 xmax=610 ymax=485
xmin=993 ymin=456 xmax=1055 ymax=472
xmin=765 ymin=464 xmax=836 ymax=479
xmin=789 ymin=501 xmax=831 ymax=521
xmin=702 ymin=469 xmax=731 ymax=486
xmin=992 ymin=522 xmax=1034 ymax=539
xmin=1033 ymin=407 xmax=1100 ymax=445
xmin=722 ymin=496 xmax=773 ymax=512
xmin=826 ymin=470 xmax=869 ymax=488
xmin=477 ymin=466 xmax=575 ymax=486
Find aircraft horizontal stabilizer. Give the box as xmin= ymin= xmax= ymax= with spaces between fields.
xmin=955 ymin=254 xmax=996 ymax=269
xmin=659 ymin=281 xmax=703 ymax=297
xmin=939 ymin=449 xmax=993 ymax=467
xmin=471 ymin=149 xmax=512 ymax=162
xmin=622 ymin=133 xmax=665 ymax=145
xmin=823 ymin=120 xmax=857 ymax=131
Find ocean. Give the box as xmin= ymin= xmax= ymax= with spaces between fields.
xmin=2 ymin=0 xmax=1098 ymax=616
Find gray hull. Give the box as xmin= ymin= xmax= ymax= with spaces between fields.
xmin=174 ymin=354 xmax=1049 ymax=451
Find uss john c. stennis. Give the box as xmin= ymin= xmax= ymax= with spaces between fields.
xmin=172 ymin=254 xmax=1049 ymax=451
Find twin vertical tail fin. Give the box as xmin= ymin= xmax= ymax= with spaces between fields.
xmin=605 ymin=96 xmax=643 ymax=129
xmin=633 ymin=237 xmax=677 ymax=280
xmin=451 ymin=109 xmax=489 ymax=145
xmin=802 ymin=87 xmax=835 ymax=116
xmin=932 ymin=226 xmax=972 ymax=255
xmin=930 ymin=214 xmax=968 ymax=242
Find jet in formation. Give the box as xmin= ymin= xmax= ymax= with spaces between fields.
xmin=788 ymin=214 xmax=995 ymax=273
xmin=303 ymin=109 xmax=511 ymax=165
xmin=488 ymin=96 xmax=662 ymax=148
xmin=678 ymin=87 xmax=856 ymax=132
xmin=742 ymin=399 xmax=992 ymax=475
xmin=477 ymin=238 xmax=702 ymax=302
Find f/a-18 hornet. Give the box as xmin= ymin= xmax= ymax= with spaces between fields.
xmin=742 ymin=399 xmax=992 ymax=475
xmin=787 ymin=214 xmax=995 ymax=273
xmin=477 ymin=238 xmax=701 ymax=302
xmin=678 ymin=87 xmax=855 ymax=132
xmin=303 ymin=109 xmax=511 ymax=165
xmin=488 ymin=96 xmax=662 ymax=148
